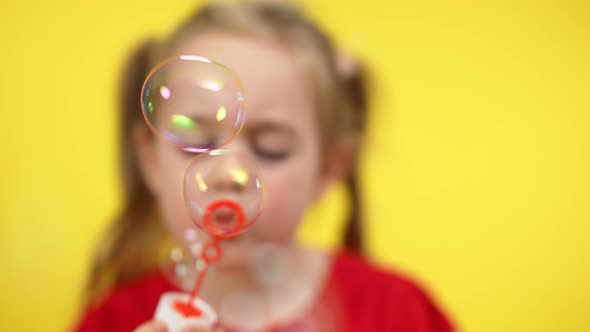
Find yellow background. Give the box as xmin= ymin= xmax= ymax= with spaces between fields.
xmin=1 ymin=0 xmax=588 ymax=331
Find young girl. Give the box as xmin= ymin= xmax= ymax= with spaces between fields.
xmin=74 ymin=1 xmax=455 ymax=331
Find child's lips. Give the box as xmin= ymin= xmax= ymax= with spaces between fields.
xmin=213 ymin=206 xmax=237 ymax=226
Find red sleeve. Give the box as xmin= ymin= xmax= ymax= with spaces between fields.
xmin=73 ymin=302 xmax=114 ymax=332
xmin=328 ymin=250 xmax=456 ymax=332
xmin=388 ymin=277 xmax=455 ymax=332
xmin=72 ymin=271 xmax=177 ymax=332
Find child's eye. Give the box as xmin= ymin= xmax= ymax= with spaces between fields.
xmin=246 ymin=122 xmax=297 ymax=163
xmin=252 ymin=145 xmax=291 ymax=162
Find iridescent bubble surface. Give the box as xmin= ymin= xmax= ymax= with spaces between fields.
xmin=184 ymin=149 xmax=264 ymax=238
xmin=141 ymin=55 xmax=245 ymax=152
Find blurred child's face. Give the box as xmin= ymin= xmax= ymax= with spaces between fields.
xmin=137 ymin=33 xmax=338 ymax=266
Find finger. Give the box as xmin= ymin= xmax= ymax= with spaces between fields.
xmin=134 ymin=320 xmax=168 ymax=332
xmin=180 ymin=325 xmax=209 ymax=332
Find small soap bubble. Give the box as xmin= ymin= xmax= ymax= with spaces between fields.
xmin=190 ymin=242 xmax=203 ymax=257
xmin=184 ymin=149 xmax=264 ymax=238
xmin=170 ymin=247 xmax=183 ymax=262
xmin=184 ymin=228 xmax=197 ymax=242
xmin=195 ymin=258 xmax=207 ymax=272
xmin=175 ymin=263 xmax=188 ymax=277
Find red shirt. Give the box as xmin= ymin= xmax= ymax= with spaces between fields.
xmin=73 ymin=250 xmax=455 ymax=331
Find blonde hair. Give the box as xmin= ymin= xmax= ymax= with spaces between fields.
xmin=84 ymin=0 xmax=368 ymax=307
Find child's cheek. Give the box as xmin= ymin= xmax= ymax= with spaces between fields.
xmin=252 ymin=167 xmax=316 ymax=242
xmin=157 ymin=145 xmax=196 ymax=244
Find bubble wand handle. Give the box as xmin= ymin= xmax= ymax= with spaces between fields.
xmin=189 ymin=198 xmax=247 ymax=300
xmin=189 ymin=236 xmax=222 ymax=301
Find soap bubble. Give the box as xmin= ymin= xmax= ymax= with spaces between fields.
xmin=141 ymin=55 xmax=245 ymax=152
xmin=184 ymin=149 xmax=264 ymax=238
xmin=219 ymin=290 xmax=267 ymax=331
xmin=249 ymin=243 xmax=290 ymax=287
xmin=161 ymin=245 xmax=197 ymax=292
xmin=184 ymin=228 xmax=197 ymax=242
xmin=160 ymin=227 xmax=207 ymax=291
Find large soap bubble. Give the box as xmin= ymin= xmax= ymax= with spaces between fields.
xmin=141 ymin=55 xmax=245 ymax=152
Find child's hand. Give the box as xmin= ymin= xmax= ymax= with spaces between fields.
xmin=133 ymin=320 xmax=211 ymax=332
xmin=133 ymin=321 xmax=167 ymax=332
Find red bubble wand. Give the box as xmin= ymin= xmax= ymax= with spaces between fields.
xmin=173 ymin=199 xmax=247 ymax=318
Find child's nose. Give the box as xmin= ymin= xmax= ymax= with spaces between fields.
xmin=210 ymin=170 xmax=247 ymax=193
xmin=208 ymin=153 xmax=249 ymax=194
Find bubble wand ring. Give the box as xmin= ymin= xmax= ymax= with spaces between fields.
xmin=202 ymin=199 xmax=246 ymax=237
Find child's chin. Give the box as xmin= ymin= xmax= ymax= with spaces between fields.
xmin=215 ymin=239 xmax=253 ymax=270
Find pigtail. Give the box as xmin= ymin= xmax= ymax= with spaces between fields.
xmin=340 ymin=57 xmax=369 ymax=254
xmin=119 ymin=39 xmax=158 ymax=198
xmin=82 ymin=39 xmax=163 ymax=307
